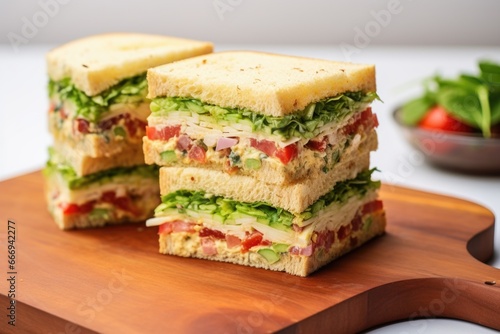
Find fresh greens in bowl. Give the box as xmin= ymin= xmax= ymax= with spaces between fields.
xmin=400 ymin=60 xmax=500 ymax=138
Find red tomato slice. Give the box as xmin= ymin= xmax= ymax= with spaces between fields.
xmin=305 ymin=137 xmax=327 ymax=151
xmin=125 ymin=118 xmax=147 ymax=137
xmin=337 ymin=225 xmax=350 ymax=241
xmin=101 ymin=191 xmax=116 ymax=203
xmin=241 ymin=232 xmax=263 ymax=252
xmin=99 ymin=114 xmax=124 ymax=131
xmin=419 ymin=106 xmax=474 ymax=133
xmin=50 ymin=103 xmax=68 ymax=119
xmin=101 ymin=191 xmax=140 ymax=216
xmin=275 ymin=143 xmax=298 ymax=164
xmin=60 ymin=203 xmax=80 ymax=215
xmin=199 ymin=227 xmax=225 ymax=239
xmin=249 ymin=139 xmax=298 ymax=164
xmin=343 ymin=107 xmax=375 ymax=135
xmin=249 ymin=138 xmax=277 ymax=157
xmin=76 ymin=118 xmax=90 ymax=134
xmin=146 ymin=125 xmax=181 ymax=140
xmin=60 ymin=201 xmax=94 ymax=215
xmin=351 ymin=215 xmax=363 ymax=231
xmin=361 ymin=200 xmax=384 ymax=215
xmin=113 ymin=197 xmax=141 ymax=216
xmin=372 ymin=113 xmax=379 ymax=128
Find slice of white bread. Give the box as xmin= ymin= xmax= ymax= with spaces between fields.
xmin=147 ymin=51 xmax=376 ymax=116
xmin=159 ymin=156 xmax=371 ymax=214
xmin=159 ymin=149 xmax=371 ymax=215
xmin=158 ymin=209 xmax=386 ymax=277
xmin=47 ymin=33 xmax=213 ymax=96
xmin=52 ymin=141 xmax=145 ymax=177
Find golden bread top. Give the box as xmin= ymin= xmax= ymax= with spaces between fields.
xmin=47 ymin=33 xmax=213 ymax=96
xmin=148 ymin=51 xmax=376 ymax=116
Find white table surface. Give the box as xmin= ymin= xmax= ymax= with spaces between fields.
xmin=0 ymin=44 xmax=499 ymax=333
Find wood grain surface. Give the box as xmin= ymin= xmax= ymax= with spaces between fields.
xmin=0 ymin=171 xmax=498 ymax=334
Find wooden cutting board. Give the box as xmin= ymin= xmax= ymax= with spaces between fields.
xmin=0 ymin=171 xmax=498 ymax=334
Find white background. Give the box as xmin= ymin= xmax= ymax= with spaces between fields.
xmin=1 ymin=1 xmax=499 ymax=333
xmin=1 ymin=0 xmax=500 ymax=46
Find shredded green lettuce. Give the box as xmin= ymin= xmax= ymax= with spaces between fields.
xmin=155 ymin=169 xmax=380 ymax=230
xmin=48 ymin=74 xmax=148 ymax=122
xmin=150 ymin=91 xmax=378 ymax=140
xmin=44 ymin=148 xmax=158 ymax=190
xmin=299 ymin=169 xmax=380 ymax=220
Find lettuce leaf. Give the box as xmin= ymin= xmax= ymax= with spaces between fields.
xmin=150 ymin=91 xmax=378 ymax=140
xmin=299 ymin=169 xmax=380 ymax=219
xmin=44 ymin=149 xmax=158 ymax=190
xmin=48 ymin=74 xmax=148 ymax=123
xmin=155 ymin=169 xmax=380 ymax=230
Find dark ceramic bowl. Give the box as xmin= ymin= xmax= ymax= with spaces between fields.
xmin=393 ymin=108 xmax=500 ymax=174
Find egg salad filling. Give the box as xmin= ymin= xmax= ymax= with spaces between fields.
xmin=146 ymin=169 xmax=381 ymax=261
xmin=145 ymin=92 xmax=379 ymax=178
xmin=48 ymin=74 xmax=149 ymax=142
xmin=44 ymin=149 xmax=159 ymax=220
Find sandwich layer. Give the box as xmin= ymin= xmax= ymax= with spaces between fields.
xmin=147 ymin=51 xmax=376 ymax=116
xmin=158 ymin=134 xmax=375 ymax=214
xmin=47 ymin=33 xmax=213 ymax=96
xmin=48 ymin=73 xmax=150 ymax=157
xmin=49 ymin=111 xmax=146 ymax=158
xmin=149 ymin=170 xmax=380 ymax=243
xmin=44 ymin=156 xmax=160 ymax=229
xmin=144 ymin=102 xmax=378 ymax=184
xmin=46 ymin=188 xmax=160 ymax=230
xmin=153 ymin=200 xmax=385 ymax=277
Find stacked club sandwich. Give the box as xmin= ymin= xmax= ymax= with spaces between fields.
xmin=43 ymin=33 xmax=213 ymax=229
xmin=144 ymin=51 xmax=386 ymax=276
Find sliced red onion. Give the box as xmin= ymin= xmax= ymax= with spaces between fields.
xmin=216 ymin=137 xmax=239 ymax=151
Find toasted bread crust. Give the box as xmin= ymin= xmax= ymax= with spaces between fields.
xmin=53 ymin=142 xmax=145 ymax=176
xmin=47 ymin=33 xmax=213 ymax=96
xmin=158 ymin=210 xmax=386 ymax=276
xmin=147 ymin=51 xmax=376 ymax=116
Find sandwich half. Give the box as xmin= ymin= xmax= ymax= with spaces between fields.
xmin=144 ymin=51 xmax=378 ymax=185
xmin=44 ymin=148 xmax=160 ymax=230
xmin=47 ymin=33 xmax=213 ymax=158
xmin=43 ymin=33 xmax=212 ymax=229
xmin=147 ymin=167 xmax=385 ymax=277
